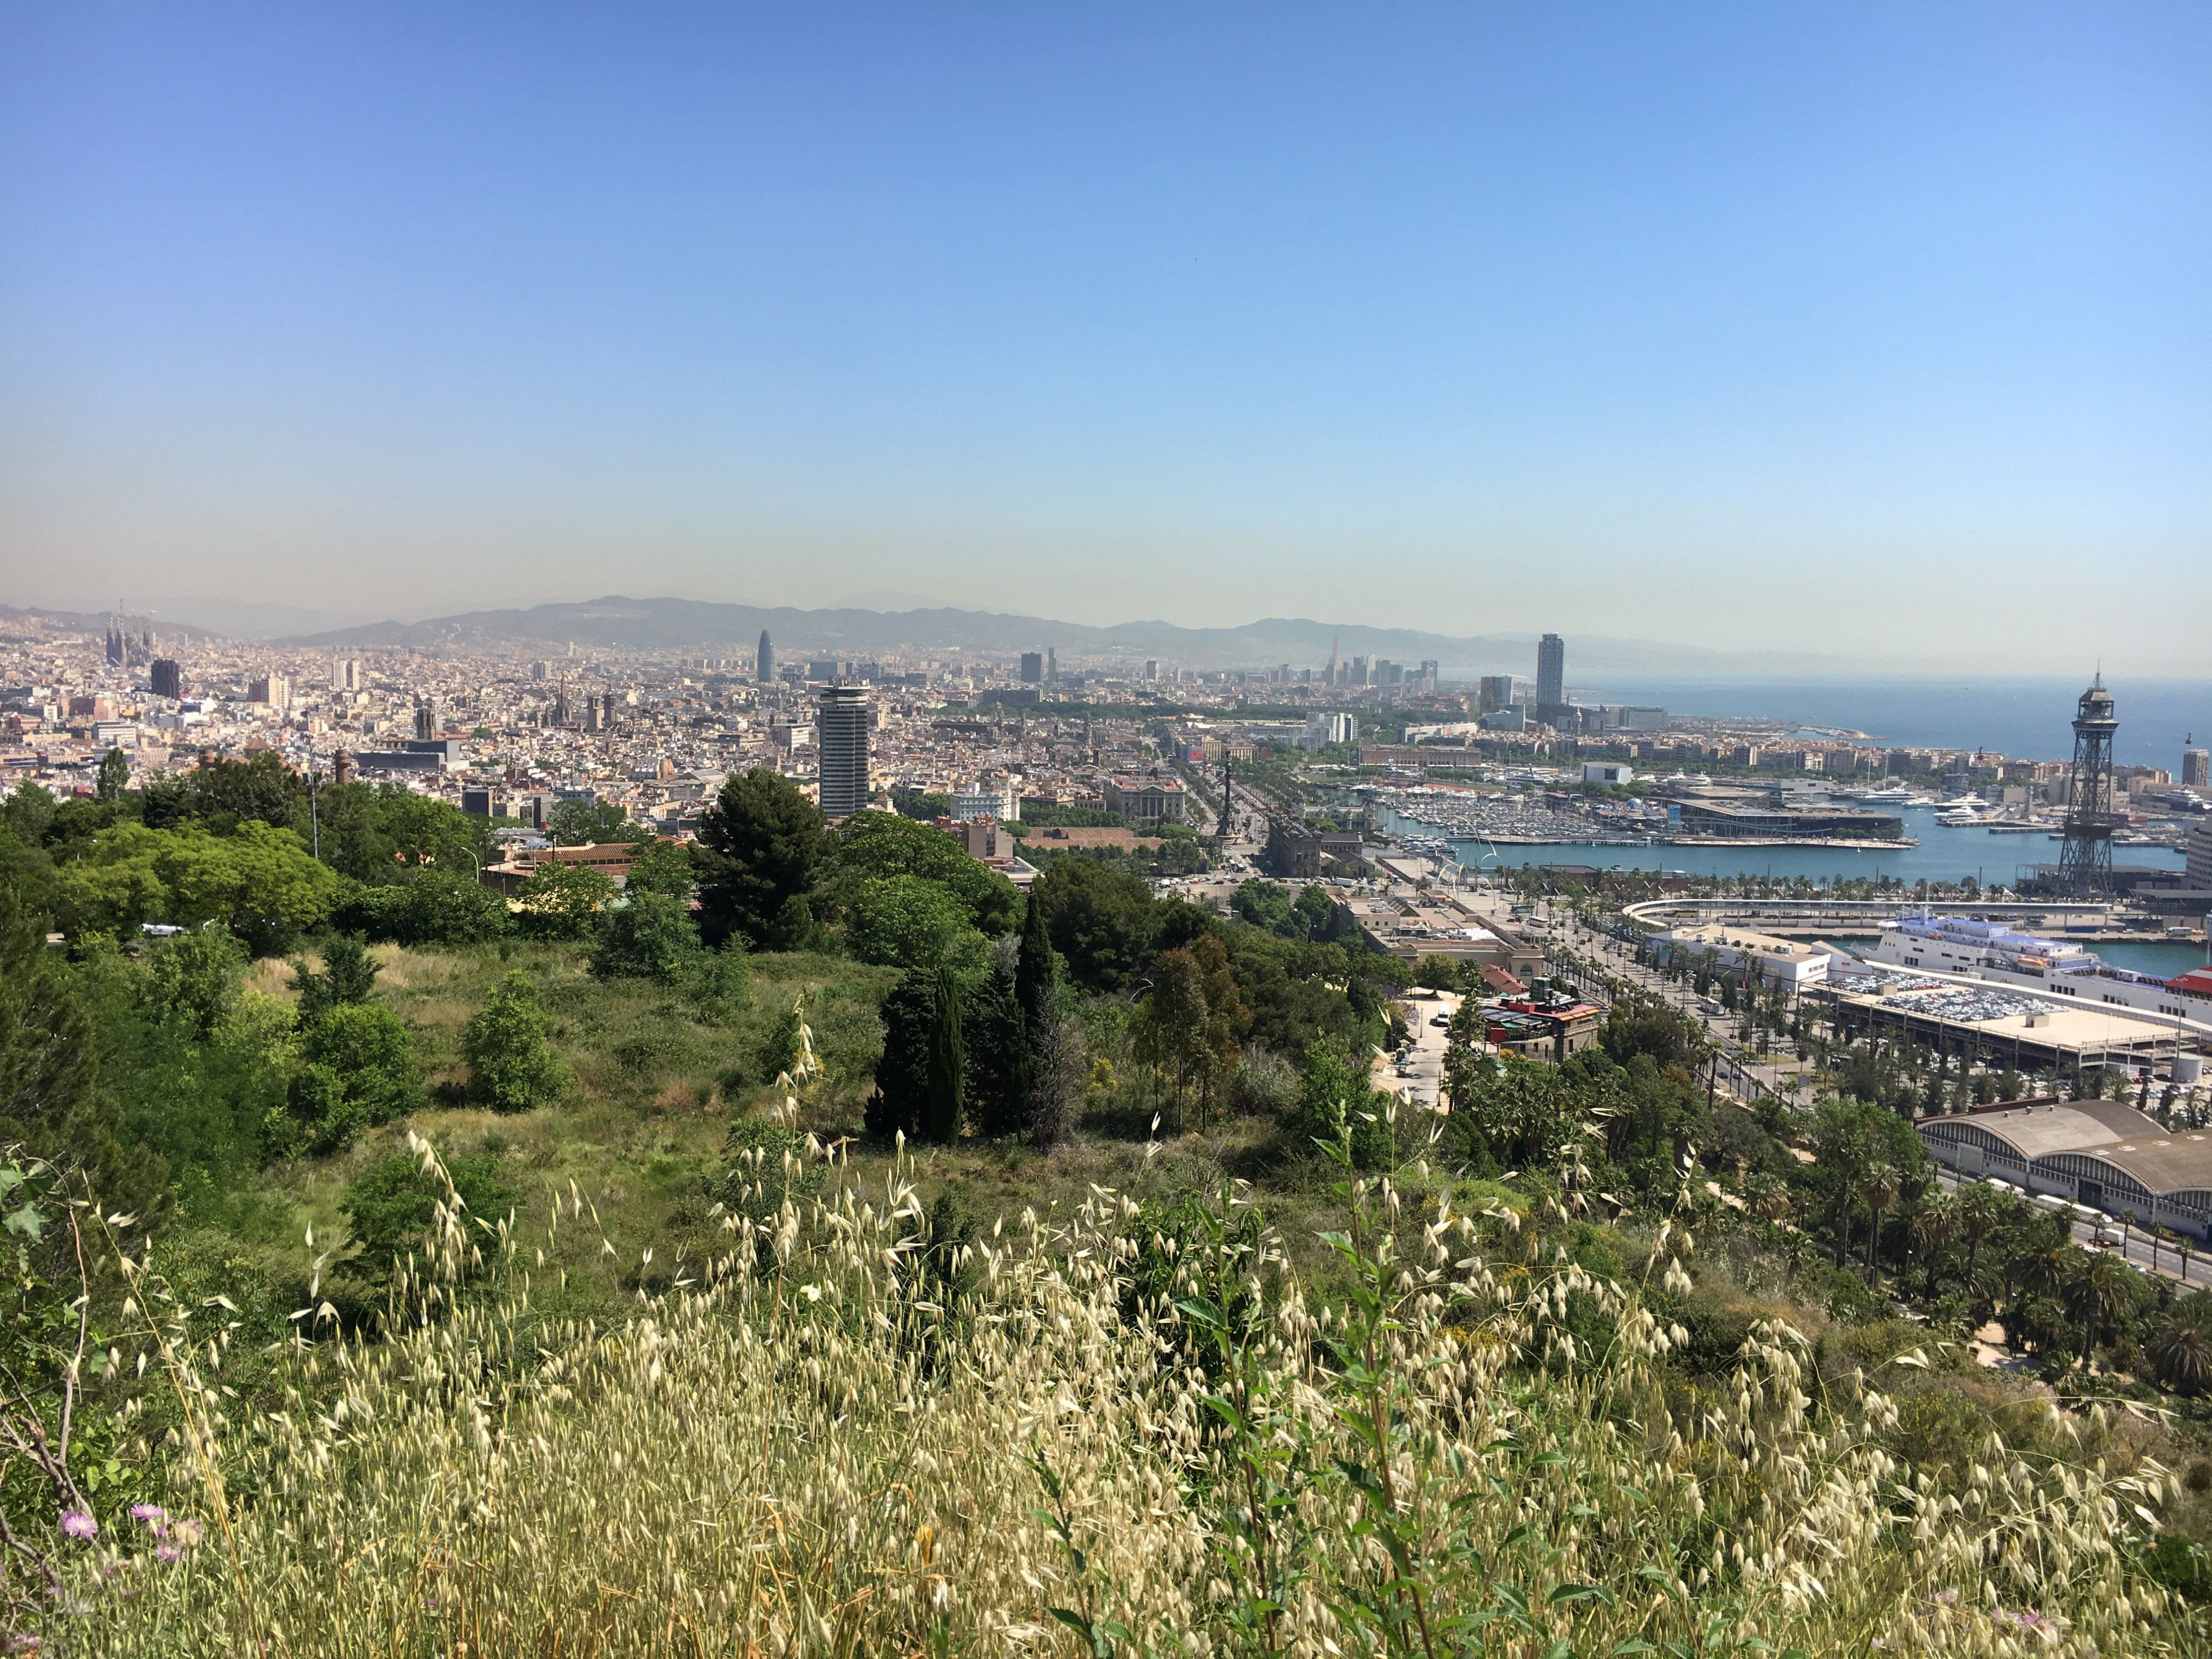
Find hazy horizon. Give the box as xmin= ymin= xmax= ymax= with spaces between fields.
xmin=6 ymin=4 xmax=2209 ymax=672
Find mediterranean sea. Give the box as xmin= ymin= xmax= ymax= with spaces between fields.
xmin=1574 ymin=675 xmax=2212 ymax=772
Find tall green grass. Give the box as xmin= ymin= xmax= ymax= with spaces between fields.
xmin=41 ymin=1115 xmax=2193 ymax=1656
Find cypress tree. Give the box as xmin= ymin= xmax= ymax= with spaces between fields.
xmin=924 ymin=961 xmax=965 ymax=1145
xmin=865 ymin=971 xmax=935 ymax=1142
xmin=1014 ymin=890 xmax=1057 ymax=1034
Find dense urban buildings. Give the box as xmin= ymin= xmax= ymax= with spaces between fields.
xmin=1 ymin=606 xmax=2202 ymax=902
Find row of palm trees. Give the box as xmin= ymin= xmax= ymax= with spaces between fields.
xmin=1757 ymin=1136 xmax=2212 ymax=1395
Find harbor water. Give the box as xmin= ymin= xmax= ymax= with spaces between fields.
xmin=1396 ymin=801 xmax=2190 ymax=892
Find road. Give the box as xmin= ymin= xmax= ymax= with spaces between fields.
xmin=1928 ymin=1165 xmax=2201 ymax=1286
xmin=1376 ymin=990 xmax=1459 ymax=1115
xmin=1438 ymin=894 xmax=1812 ymax=1111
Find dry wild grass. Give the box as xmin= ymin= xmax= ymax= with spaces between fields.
xmin=39 ymin=1099 xmax=2200 ymax=1657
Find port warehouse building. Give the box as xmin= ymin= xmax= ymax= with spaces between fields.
xmin=1920 ymin=1101 xmax=2212 ymax=1241
xmin=1651 ymin=922 xmax=1835 ymax=990
xmin=1671 ymin=801 xmax=1905 ymax=840
xmin=1822 ymin=981 xmax=2200 ymax=1073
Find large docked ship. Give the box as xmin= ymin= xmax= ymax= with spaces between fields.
xmin=1867 ymin=912 xmax=2212 ymax=1022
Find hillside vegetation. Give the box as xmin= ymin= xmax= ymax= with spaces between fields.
xmin=4 ymin=763 xmax=2211 ymax=1654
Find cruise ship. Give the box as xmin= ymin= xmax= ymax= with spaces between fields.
xmin=1867 ymin=912 xmax=2212 ymax=1022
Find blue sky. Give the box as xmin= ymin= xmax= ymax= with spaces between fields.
xmin=3 ymin=3 xmax=2208 ymax=669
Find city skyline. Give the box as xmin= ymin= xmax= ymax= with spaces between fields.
xmin=4 ymin=5 xmax=2210 ymax=672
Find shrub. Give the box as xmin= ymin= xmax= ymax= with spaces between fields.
xmin=340 ymin=1149 xmax=517 ymax=1275
xmin=591 ymin=890 xmax=699 ymax=982
xmin=278 ymin=1001 xmax=422 ymax=1156
xmin=1282 ymin=1037 xmax=1394 ymax=1171
xmin=337 ymin=871 xmax=510 ymax=946
xmin=461 ymin=973 xmax=568 ymax=1114
xmin=1228 ymin=1044 xmax=1297 ymax=1118
xmin=684 ymin=946 xmax=752 ymax=1022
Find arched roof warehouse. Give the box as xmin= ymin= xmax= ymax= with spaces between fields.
xmin=1919 ymin=1100 xmax=2212 ymax=1237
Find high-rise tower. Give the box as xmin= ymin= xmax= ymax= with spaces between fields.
xmin=757 ymin=630 xmax=776 ymax=686
xmin=816 ymin=686 xmax=870 ymax=818
xmin=1536 ymin=634 xmax=1566 ymax=723
xmin=2058 ymin=675 xmax=2119 ymax=898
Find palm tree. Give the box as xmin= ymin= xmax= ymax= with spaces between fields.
xmin=1911 ymin=1198 xmax=1959 ymax=1298
xmin=2068 ymin=1249 xmax=2137 ymax=1373
xmin=1959 ymin=1184 xmax=2001 ymax=1287
xmin=1860 ymin=1164 xmax=1899 ymax=1284
xmin=2150 ymin=1302 xmax=2212 ymax=1396
xmin=2010 ymin=1239 xmax=2074 ymax=1315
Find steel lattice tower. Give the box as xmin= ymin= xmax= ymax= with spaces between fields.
xmin=2058 ymin=674 xmax=2117 ymax=898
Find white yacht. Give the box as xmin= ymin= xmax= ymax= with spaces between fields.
xmin=1867 ymin=912 xmax=2212 ymax=1022
xmin=1861 ymin=785 xmax=1917 ymax=805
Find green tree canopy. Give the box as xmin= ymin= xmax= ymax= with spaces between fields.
xmin=923 ymin=961 xmax=966 ymax=1145
xmin=824 ymin=811 xmax=1021 ymax=937
xmin=843 ymin=874 xmax=985 ymax=975
xmin=864 ymin=971 xmax=937 ymax=1142
xmin=693 ymin=769 xmax=827 ymax=951
xmin=283 ymin=1001 xmax=422 ymax=1157
xmin=0 ymin=895 xmax=168 ymax=1221
xmin=1230 ymin=879 xmax=1296 ymax=936
xmin=336 ymin=869 xmax=510 ymax=946
xmin=547 ymin=797 xmax=643 ymax=847
xmin=1285 ymin=1037 xmax=1395 ymax=1172
xmin=65 ymin=933 xmax=282 ymax=1199
xmin=305 ymin=781 xmax=489 ymax=884
xmin=56 ymin=821 xmax=339 ymax=952
xmin=143 ymin=926 xmax=249 ymax=1039
xmin=1032 ymin=856 xmax=1158 ymax=991
xmin=292 ymin=933 xmax=382 ymax=1021
xmin=623 ymin=838 xmax=696 ymax=901
xmin=513 ymin=863 xmax=615 ymax=941
xmin=139 ymin=752 xmax=306 ymax=837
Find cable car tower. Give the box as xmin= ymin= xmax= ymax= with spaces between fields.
xmin=2057 ymin=674 xmax=2117 ymax=898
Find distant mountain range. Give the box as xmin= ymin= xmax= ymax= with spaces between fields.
xmin=269 ymin=594 xmax=1858 ymax=679
xmin=0 ymin=604 xmax=222 ymax=645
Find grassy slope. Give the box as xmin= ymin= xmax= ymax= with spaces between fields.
xmin=198 ymin=941 xmax=2212 ymax=1555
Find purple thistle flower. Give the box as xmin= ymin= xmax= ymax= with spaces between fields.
xmin=153 ymin=1542 xmax=184 ymax=1564
xmin=59 ymin=1510 xmax=97 ymax=1541
xmin=129 ymin=1503 xmax=165 ymax=1525
xmin=170 ymin=1517 xmax=205 ymax=1547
